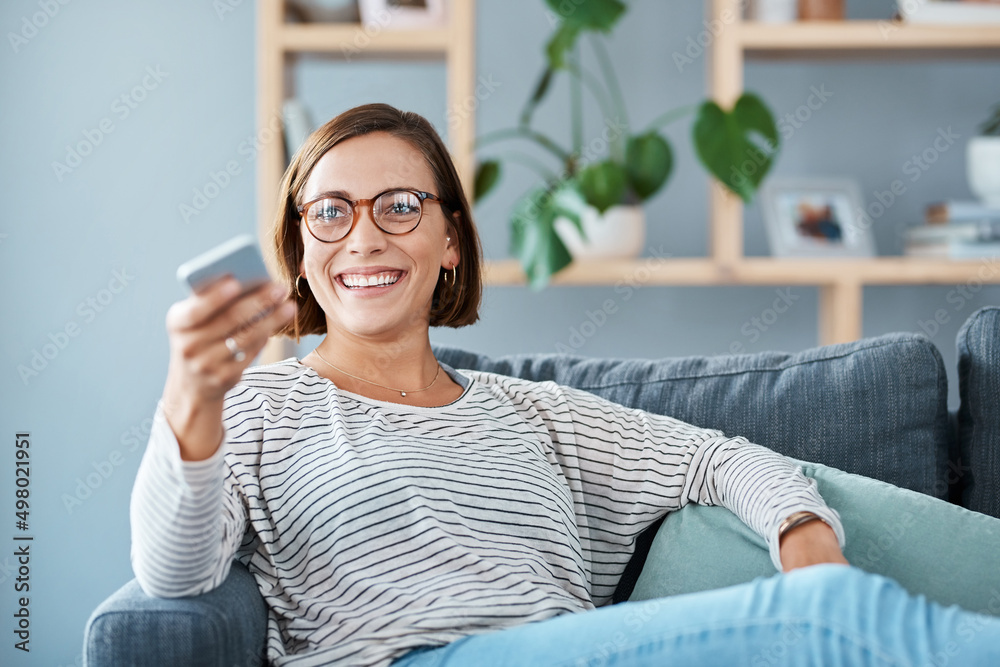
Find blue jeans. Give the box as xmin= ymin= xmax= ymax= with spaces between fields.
xmin=392 ymin=565 xmax=1000 ymax=666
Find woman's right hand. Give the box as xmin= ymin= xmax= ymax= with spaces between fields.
xmin=161 ymin=277 xmax=297 ymax=461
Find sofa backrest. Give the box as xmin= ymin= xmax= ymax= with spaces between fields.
xmin=435 ymin=332 xmax=953 ymax=501
xmin=957 ymin=306 xmax=1000 ymax=519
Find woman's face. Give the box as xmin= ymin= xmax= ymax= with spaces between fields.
xmin=298 ymin=132 xmax=460 ymax=341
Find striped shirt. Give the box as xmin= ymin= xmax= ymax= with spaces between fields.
xmin=130 ymin=358 xmax=844 ymax=667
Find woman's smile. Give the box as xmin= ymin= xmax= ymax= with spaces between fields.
xmin=335 ymin=266 xmax=407 ymax=294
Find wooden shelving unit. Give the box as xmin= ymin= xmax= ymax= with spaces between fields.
xmin=486 ymin=2 xmax=1000 ymax=347
xmin=702 ymin=0 xmax=1000 ymax=343
xmin=257 ymin=0 xmax=476 ymax=362
xmin=738 ymin=21 xmax=1000 ymax=55
xmin=256 ymin=0 xmax=1000 ymax=357
xmin=276 ymin=24 xmax=452 ymax=53
xmin=486 ymin=257 xmax=1000 ymax=286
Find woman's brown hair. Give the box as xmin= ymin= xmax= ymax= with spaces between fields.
xmin=272 ymin=103 xmax=483 ymax=341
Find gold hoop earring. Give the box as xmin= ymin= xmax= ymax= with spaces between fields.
xmin=295 ymin=274 xmax=307 ymax=298
xmin=442 ymin=265 xmax=457 ymax=287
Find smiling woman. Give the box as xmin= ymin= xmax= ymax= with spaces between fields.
xmin=129 ymin=103 xmax=1000 ymax=667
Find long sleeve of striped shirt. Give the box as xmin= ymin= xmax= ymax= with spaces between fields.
xmin=488 ymin=375 xmax=846 ymax=601
xmin=129 ymin=359 xmax=844 ymax=667
xmin=130 ymin=400 xmax=251 ymax=597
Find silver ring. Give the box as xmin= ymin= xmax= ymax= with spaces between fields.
xmin=225 ymin=336 xmax=246 ymax=362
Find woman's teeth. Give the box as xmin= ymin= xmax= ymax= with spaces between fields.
xmin=341 ymin=272 xmax=401 ymax=289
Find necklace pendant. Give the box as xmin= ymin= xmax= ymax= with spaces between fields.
xmin=312 ymin=348 xmax=441 ymax=398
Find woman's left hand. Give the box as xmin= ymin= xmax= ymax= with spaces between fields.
xmin=779 ymin=519 xmax=849 ymax=572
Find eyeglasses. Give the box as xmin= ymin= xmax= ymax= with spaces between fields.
xmin=297 ymin=188 xmax=448 ymax=243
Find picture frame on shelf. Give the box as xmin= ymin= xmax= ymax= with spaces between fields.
xmin=286 ymin=0 xmax=360 ymax=23
xmin=359 ymin=0 xmax=446 ymax=30
xmin=760 ymin=178 xmax=875 ymax=258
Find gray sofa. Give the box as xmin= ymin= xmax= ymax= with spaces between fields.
xmin=83 ymin=307 xmax=1000 ymax=666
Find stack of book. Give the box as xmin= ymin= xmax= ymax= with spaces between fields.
xmin=904 ymin=200 xmax=1000 ymax=259
xmin=900 ymin=0 xmax=1000 ymax=24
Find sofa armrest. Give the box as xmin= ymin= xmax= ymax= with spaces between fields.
xmin=84 ymin=561 xmax=267 ymax=667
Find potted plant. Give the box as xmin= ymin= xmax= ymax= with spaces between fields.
xmin=474 ymin=0 xmax=781 ymax=288
xmin=968 ymin=102 xmax=1000 ymax=206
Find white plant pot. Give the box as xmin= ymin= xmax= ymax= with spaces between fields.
xmin=967 ymin=136 xmax=1000 ymax=207
xmin=554 ymin=205 xmax=646 ymax=260
xmin=747 ymin=0 xmax=798 ymax=23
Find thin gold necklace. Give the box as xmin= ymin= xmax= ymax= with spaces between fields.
xmin=313 ymin=348 xmax=441 ymax=397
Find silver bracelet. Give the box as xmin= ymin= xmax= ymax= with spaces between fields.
xmin=778 ymin=511 xmax=824 ymax=541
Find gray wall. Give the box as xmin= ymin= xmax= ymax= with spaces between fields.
xmin=1 ymin=0 xmax=998 ymax=663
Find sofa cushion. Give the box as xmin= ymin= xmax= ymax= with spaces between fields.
xmin=957 ymin=306 xmax=1000 ymax=519
xmin=629 ymin=461 xmax=1000 ymax=617
xmin=435 ymin=332 xmax=952 ymax=499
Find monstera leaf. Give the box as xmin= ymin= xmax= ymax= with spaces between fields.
xmin=474 ymin=160 xmax=501 ymax=201
xmin=510 ymin=186 xmax=573 ymax=289
xmin=544 ymin=0 xmax=626 ymax=69
xmin=577 ymin=160 xmax=627 ymax=213
xmin=626 ymin=132 xmax=673 ymax=200
xmin=549 ymin=182 xmax=590 ymax=236
xmin=693 ymin=93 xmax=780 ymax=203
xmin=510 ymin=183 xmax=592 ymax=289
